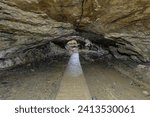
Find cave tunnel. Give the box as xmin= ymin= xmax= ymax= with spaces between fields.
xmin=0 ymin=0 xmax=150 ymax=100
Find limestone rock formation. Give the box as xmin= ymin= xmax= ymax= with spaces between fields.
xmin=0 ymin=0 xmax=150 ymax=69
xmin=0 ymin=0 xmax=75 ymax=69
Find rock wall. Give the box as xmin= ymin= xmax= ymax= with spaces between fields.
xmin=0 ymin=0 xmax=150 ymax=69
xmin=0 ymin=0 xmax=75 ymax=69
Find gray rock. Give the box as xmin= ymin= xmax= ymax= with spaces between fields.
xmin=0 ymin=1 xmax=75 ymax=69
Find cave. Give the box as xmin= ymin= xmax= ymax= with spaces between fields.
xmin=0 ymin=0 xmax=150 ymax=100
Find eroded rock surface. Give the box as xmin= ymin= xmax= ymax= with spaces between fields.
xmin=0 ymin=1 xmax=75 ymax=69
xmin=0 ymin=0 xmax=150 ymax=69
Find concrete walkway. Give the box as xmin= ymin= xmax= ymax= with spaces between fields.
xmin=56 ymin=53 xmax=91 ymax=100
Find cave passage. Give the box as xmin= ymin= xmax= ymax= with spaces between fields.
xmin=56 ymin=52 xmax=91 ymax=99
xmin=0 ymin=51 xmax=149 ymax=100
xmin=0 ymin=0 xmax=150 ymax=101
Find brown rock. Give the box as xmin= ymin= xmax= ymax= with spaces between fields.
xmin=0 ymin=0 xmax=150 ymax=69
xmin=0 ymin=1 xmax=75 ymax=69
xmin=10 ymin=0 xmax=150 ymax=62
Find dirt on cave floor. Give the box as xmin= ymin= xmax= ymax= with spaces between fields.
xmin=0 ymin=55 xmax=150 ymax=100
xmin=82 ymin=60 xmax=150 ymax=100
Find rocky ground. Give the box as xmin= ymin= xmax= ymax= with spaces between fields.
xmin=0 ymin=59 xmax=68 ymax=99
xmin=0 ymin=56 xmax=150 ymax=100
xmin=111 ymin=60 xmax=150 ymax=90
xmin=82 ymin=60 xmax=150 ymax=100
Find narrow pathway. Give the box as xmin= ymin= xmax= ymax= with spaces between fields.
xmin=56 ymin=53 xmax=91 ymax=100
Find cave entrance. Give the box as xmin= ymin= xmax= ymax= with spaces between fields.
xmin=65 ymin=40 xmax=79 ymax=54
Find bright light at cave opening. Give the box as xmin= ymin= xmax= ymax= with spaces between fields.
xmin=65 ymin=52 xmax=83 ymax=77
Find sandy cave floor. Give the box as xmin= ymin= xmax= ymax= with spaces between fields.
xmin=0 ymin=56 xmax=150 ymax=100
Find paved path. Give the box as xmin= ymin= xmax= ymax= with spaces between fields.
xmin=56 ymin=53 xmax=91 ymax=100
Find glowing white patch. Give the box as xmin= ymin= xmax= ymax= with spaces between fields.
xmin=65 ymin=52 xmax=83 ymax=77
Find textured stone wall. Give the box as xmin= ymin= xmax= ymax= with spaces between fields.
xmin=0 ymin=0 xmax=75 ymax=69
xmin=0 ymin=0 xmax=150 ymax=69
xmin=10 ymin=0 xmax=150 ymax=62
